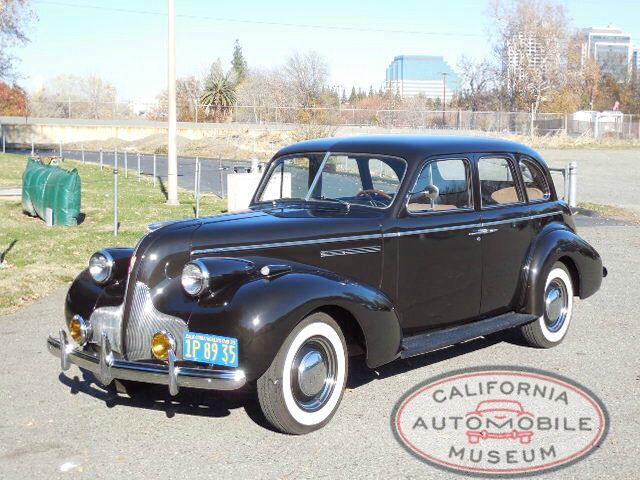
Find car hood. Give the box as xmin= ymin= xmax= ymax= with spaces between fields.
xmin=190 ymin=204 xmax=385 ymax=255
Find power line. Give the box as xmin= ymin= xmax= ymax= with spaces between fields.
xmin=33 ymin=0 xmax=483 ymax=37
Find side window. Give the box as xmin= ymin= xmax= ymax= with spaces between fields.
xmin=408 ymin=158 xmax=472 ymax=213
xmin=478 ymin=156 xmax=522 ymax=207
xmin=369 ymin=158 xmax=401 ymax=194
xmin=519 ymin=158 xmax=550 ymax=202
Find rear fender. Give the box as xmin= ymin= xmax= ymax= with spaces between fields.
xmin=521 ymin=224 xmax=603 ymax=316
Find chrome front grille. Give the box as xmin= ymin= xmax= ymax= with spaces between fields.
xmin=124 ymin=282 xmax=188 ymax=361
xmin=89 ymin=304 xmax=124 ymax=353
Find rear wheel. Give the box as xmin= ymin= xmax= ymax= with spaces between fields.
xmin=521 ymin=262 xmax=574 ymax=348
xmin=257 ymin=312 xmax=348 ymax=434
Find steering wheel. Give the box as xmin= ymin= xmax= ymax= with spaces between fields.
xmin=355 ymin=189 xmax=392 ymax=207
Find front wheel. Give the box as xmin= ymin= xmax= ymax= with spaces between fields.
xmin=257 ymin=312 xmax=348 ymax=434
xmin=520 ymin=262 xmax=574 ymax=348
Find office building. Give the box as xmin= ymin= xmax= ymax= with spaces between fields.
xmin=581 ymin=27 xmax=632 ymax=82
xmin=385 ymin=55 xmax=458 ymax=101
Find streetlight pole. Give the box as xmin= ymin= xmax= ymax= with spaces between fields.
xmin=441 ymin=72 xmax=448 ymax=126
xmin=166 ymin=0 xmax=179 ymax=205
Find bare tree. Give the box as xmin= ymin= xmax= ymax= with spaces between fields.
xmin=0 ymin=0 xmax=35 ymax=80
xmin=284 ymin=51 xmax=328 ymax=108
xmin=489 ymin=0 xmax=569 ymax=114
xmin=456 ymin=55 xmax=497 ymax=111
xmin=30 ymin=74 xmax=124 ymax=119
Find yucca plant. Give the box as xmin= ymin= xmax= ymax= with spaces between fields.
xmin=200 ymin=70 xmax=237 ymax=122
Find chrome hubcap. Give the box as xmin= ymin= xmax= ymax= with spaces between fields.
xmin=291 ymin=337 xmax=337 ymax=412
xmin=544 ymin=279 xmax=568 ymax=332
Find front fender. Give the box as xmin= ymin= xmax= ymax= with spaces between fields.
xmin=521 ymin=224 xmax=603 ymax=317
xmin=187 ymin=269 xmax=401 ymax=382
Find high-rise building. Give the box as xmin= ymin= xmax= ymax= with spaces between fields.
xmin=633 ymin=49 xmax=640 ymax=79
xmin=504 ymin=32 xmax=549 ymax=81
xmin=384 ymin=55 xmax=458 ymax=101
xmin=581 ymin=27 xmax=632 ymax=82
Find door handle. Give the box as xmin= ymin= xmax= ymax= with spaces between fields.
xmin=468 ymin=228 xmax=498 ymax=236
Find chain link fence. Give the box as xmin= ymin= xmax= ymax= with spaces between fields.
xmin=21 ymin=101 xmax=640 ymax=140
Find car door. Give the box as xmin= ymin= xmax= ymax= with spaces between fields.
xmin=476 ymin=154 xmax=533 ymax=316
xmin=394 ymin=156 xmax=482 ymax=334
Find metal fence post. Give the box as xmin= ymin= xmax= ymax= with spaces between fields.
xmin=2 ymin=133 xmax=5 ymax=153
xmin=218 ymin=156 xmax=224 ymax=198
xmin=567 ymin=162 xmax=577 ymax=208
xmin=153 ymin=153 xmax=157 ymax=187
xmin=81 ymin=145 xmax=85 ymax=164
xmin=113 ymin=167 xmax=118 ymax=236
xmin=137 ymin=152 xmax=141 ymax=181
xmin=124 ymin=151 xmax=128 ymax=178
xmin=59 ymin=139 xmax=62 ymax=157
xmin=31 ymin=137 xmax=34 ymax=155
xmin=195 ymin=157 xmax=201 ymax=218
xmin=100 ymin=148 xmax=103 ymax=171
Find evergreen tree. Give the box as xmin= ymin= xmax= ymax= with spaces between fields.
xmin=349 ymin=86 xmax=357 ymax=103
xmin=368 ymin=85 xmax=374 ymax=97
xmin=341 ymin=89 xmax=347 ymax=104
xmin=231 ymin=39 xmax=248 ymax=83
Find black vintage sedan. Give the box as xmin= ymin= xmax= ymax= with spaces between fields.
xmin=47 ymin=135 xmax=605 ymax=434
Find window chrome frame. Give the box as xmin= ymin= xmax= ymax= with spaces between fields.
xmin=405 ymin=156 xmax=475 ymax=216
xmin=518 ymin=156 xmax=551 ymax=204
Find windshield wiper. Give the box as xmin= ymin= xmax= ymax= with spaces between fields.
xmin=313 ymin=197 xmax=351 ymax=211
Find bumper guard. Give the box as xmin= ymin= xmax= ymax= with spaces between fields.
xmin=47 ymin=330 xmax=246 ymax=395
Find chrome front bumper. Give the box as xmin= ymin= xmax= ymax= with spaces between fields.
xmin=47 ymin=330 xmax=246 ymax=395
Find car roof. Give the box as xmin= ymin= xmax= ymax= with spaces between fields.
xmin=275 ymin=134 xmax=545 ymax=166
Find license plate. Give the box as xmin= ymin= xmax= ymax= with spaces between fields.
xmin=183 ymin=332 xmax=238 ymax=367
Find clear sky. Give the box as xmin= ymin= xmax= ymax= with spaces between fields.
xmin=12 ymin=0 xmax=640 ymax=102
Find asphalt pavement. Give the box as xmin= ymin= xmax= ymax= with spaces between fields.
xmin=0 ymin=215 xmax=637 ymax=479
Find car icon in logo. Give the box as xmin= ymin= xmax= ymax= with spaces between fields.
xmin=465 ymin=400 xmax=534 ymax=444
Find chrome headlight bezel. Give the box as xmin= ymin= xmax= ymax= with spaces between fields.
xmin=89 ymin=250 xmax=115 ymax=285
xmin=67 ymin=314 xmax=92 ymax=346
xmin=181 ymin=259 xmax=210 ymax=297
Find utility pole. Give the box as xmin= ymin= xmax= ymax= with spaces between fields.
xmin=166 ymin=0 xmax=179 ymax=205
xmin=441 ymin=72 xmax=448 ymax=126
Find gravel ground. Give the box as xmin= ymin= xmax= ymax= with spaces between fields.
xmin=0 ymin=214 xmax=637 ymax=479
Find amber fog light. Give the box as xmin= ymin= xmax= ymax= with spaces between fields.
xmin=68 ymin=315 xmax=92 ymax=346
xmin=151 ymin=331 xmax=176 ymax=360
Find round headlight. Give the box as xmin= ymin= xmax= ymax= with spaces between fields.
xmin=89 ymin=250 xmax=114 ymax=284
xmin=151 ymin=331 xmax=176 ymax=360
xmin=181 ymin=260 xmax=209 ymax=297
xmin=68 ymin=314 xmax=92 ymax=346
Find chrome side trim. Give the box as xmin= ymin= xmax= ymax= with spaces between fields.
xmin=47 ymin=335 xmax=246 ymax=394
xmin=192 ymin=233 xmax=382 ymax=255
xmin=320 ymin=245 xmax=381 ymax=258
xmin=191 ymin=211 xmax=562 ymax=255
xmin=387 ymin=223 xmax=478 ymax=238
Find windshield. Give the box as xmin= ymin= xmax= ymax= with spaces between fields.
xmin=256 ymin=152 xmax=407 ymax=209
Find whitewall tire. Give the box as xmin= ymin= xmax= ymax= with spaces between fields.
xmin=521 ymin=262 xmax=574 ymax=348
xmin=257 ymin=312 xmax=348 ymax=434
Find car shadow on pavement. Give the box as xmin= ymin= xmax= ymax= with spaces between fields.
xmin=57 ymin=370 xmax=275 ymax=431
xmin=55 ymin=329 xmax=523 ymax=432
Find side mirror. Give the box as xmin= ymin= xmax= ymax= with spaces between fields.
xmin=408 ymin=184 xmax=439 ymax=207
xmin=424 ymin=184 xmax=439 ymax=201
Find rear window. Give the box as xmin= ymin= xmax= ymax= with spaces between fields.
xmin=519 ymin=158 xmax=550 ymax=202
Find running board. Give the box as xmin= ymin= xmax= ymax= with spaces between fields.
xmin=400 ymin=312 xmax=537 ymax=359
